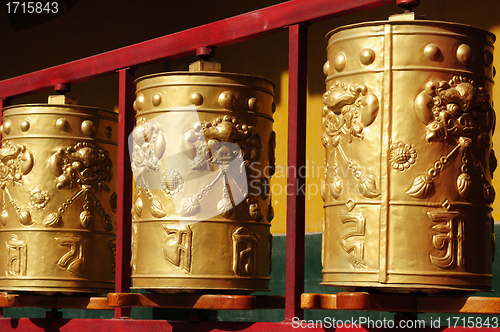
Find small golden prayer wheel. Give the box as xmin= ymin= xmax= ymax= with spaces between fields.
xmin=321 ymin=13 xmax=496 ymax=293
xmin=0 ymin=95 xmax=117 ymax=294
xmin=130 ymin=60 xmax=275 ymax=293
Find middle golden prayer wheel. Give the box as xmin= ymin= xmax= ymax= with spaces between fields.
xmin=130 ymin=61 xmax=275 ymax=293
xmin=321 ymin=13 xmax=496 ymax=293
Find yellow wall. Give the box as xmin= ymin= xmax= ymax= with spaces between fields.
xmin=490 ymin=24 xmax=500 ymax=222
xmin=2 ymin=0 xmax=500 ymax=235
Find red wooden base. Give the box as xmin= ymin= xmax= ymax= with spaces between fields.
xmin=302 ymin=292 xmax=500 ymax=314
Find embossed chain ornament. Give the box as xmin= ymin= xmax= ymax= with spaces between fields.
xmin=47 ymin=142 xmax=114 ymax=230
xmin=131 ymin=117 xmax=168 ymax=218
xmin=179 ymin=115 xmax=260 ymax=219
xmin=0 ymin=142 xmax=34 ymax=226
xmin=410 ymin=75 xmax=496 ymax=202
xmin=131 ymin=115 xmax=263 ymax=221
xmin=322 ymin=82 xmax=380 ymax=200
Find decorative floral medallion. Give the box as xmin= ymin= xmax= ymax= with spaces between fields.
xmin=29 ymin=189 xmax=50 ymax=209
xmin=161 ymin=168 xmax=184 ymax=196
xmin=388 ymin=142 xmax=417 ymax=171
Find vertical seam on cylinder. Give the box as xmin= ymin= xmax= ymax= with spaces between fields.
xmin=378 ymin=23 xmax=393 ymax=283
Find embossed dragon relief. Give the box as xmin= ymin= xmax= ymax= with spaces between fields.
xmin=131 ymin=115 xmax=274 ymax=222
xmin=0 ymin=140 xmax=116 ymax=231
xmin=321 ymin=82 xmax=381 ymax=201
xmin=407 ymin=75 xmax=496 ymax=203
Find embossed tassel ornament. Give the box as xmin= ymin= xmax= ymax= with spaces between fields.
xmin=130 ymin=59 xmax=275 ymax=293
xmin=321 ymin=11 xmax=496 ymax=293
xmin=0 ymin=95 xmax=117 ymax=294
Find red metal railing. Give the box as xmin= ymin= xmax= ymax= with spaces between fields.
xmin=0 ymin=0 xmax=395 ymax=330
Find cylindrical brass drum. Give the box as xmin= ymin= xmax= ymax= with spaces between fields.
xmin=0 ymin=96 xmax=117 ymax=294
xmin=130 ymin=61 xmax=275 ymax=293
xmin=321 ymin=14 xmax=496 ymax=293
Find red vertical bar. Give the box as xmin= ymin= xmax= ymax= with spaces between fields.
xmin=0 ymin=98 xmax=10 ymax=318
xmin=115 ymin=68 xmax=135 ymax=319
xmin=285 ymin=24 xmax=308 ymax=322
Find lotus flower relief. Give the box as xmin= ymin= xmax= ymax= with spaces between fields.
xmin=329 ymin=175 xmax=343 ymax=200
xmin=357 ymin=175 xmax=381 ymax=198
xmin=133 ymin=196 xmax=143 ymax=219
xmin=45 ymin=212 xmax=62 ymax=227
xmin=150 ymin=199 xmax=167 ymax=218
xmin=406 ymin=174 xmax=435 ymax=199
xmin=457 ymin=173 xmax=471 ymax=199
xmin=484 ymin=182 xmax=496 ymax=205
xmin=0 ymin=210 xmax=8 ymax=226
xmin=179 ymin=195 xmax=201 ymax=217
xmin=247 ymin=198 xmax=263 ymax=221
xmin=218 ymin=197 xmax=234 ymax=219
xmin=80 ymin=210 xmax=93 ymax=229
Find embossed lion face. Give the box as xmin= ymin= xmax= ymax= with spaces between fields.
xmin=69 ymin=147 xmax=110 ymax=185
xmin=51 ymin=143 xmax=112 ymax=191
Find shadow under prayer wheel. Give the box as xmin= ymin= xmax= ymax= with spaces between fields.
xmin=0 ymin=95 xmax=117 ymax=294
xmin=130 ymin=60 xmax=275 ymax=293
xmin=321 ymin=13 xmax=496 ymax=293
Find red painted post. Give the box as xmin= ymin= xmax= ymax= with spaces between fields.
xmin=285 ymin=24 xmax=308 ymax=322
xmin=115 ymin=68 xmax=135 ymax=319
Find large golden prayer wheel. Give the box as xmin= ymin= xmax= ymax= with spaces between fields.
xmin=0 ymin=95 xmax=117 ymax=294
xmin=130 ymin=60 xmax=275 ymax=293
xmin=321 ymin=13 xmax=496 ymax=293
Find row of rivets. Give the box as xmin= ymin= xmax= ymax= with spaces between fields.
xmin=134 ymin=91 xmax=267 ymax=112
xmin=326 ymin=43 xmax=493 ymax=75
xmin=0 ymin=118 xmax=112 ymax=138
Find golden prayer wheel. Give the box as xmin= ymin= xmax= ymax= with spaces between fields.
xmin=321 ymin=13 xmax=496 ymax=293
xmin=130 ymin=60 xmax=275 ymax=293
xmin=0 ymin=95 xmax=117 ymax=294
